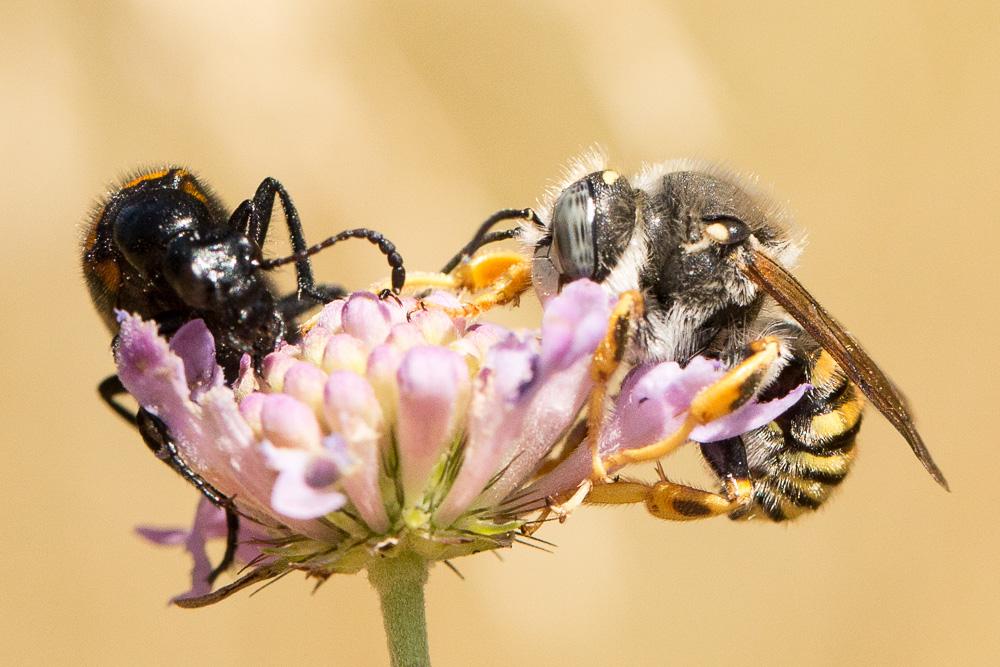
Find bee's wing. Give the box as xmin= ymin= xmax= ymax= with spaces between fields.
xmin=741 ymin=248 xmax=948 ymax=490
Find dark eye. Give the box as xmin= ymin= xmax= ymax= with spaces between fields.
xmin=549 ymin=179 xmax=597 ymax=280
xmin=702 ymin=215 xmax=750 ymax=245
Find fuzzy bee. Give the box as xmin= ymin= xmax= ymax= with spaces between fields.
xmin=428 ymin=152 xmax=947 ymax=522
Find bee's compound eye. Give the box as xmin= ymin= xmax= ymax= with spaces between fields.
xmin=703 ymin=216 xmax=750 ymax=245
xmin=549 ymin=179 xmax=597 ymax=280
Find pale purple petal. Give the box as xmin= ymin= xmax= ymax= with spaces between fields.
xmin=366 ymin=343 xmax=405 ymax=423
xmin=473 ymin=348 xmax=595 ymax=508
xmin=299 ymin=326 xmax=333 ymax=365
xmin=135 ymin=526 xmax=187 ymax=546
xmin=116 ymin=314 xmax=194 ymax=426
xmin=450 ymin=323 xmax=512 ymax=366
xmin=409 ymin=308 xmax=458 ymax=345
xmin=386 ymin=322 xmax=427 ymax=351
xmin=282 ymin=361 xmax=328 ymax=413
xmin=324 ymin=372 xmax=389 ymax=532
xmin=690 ymin=384 xmax=810 ymax=443
xmin=261 ymin=350 xmax=298 ymax=392
xmin=263 ymin=443 xmax=348 ymax=520
xmin=435 ymin=336 xmax=536 ymax=524
xmin=137 ymin=498 xmax=223 ymax=602
xmin=614 ymin=357 xmax=723 ymax=449
xmin=233 ymin=353 xmax=258 ymax=400
xmin=341 ymin=292 xmax=396 ymax=347
xmin=239 ymin=392 xmax=266 ymax=434
xmin=395 ymin=346 xmax=469 ymax=504
xmin=322 ymin=333 xmax=368 ymax=374
xmin=539 ymin=279 xmax=615 ymax=373
xmin=168 ymin=319 xmax=222 ymax=397
xmin=323 ymin=372 xmax=384 ymax=439
xmin=313 ymin=299 xmax=345 ymax=330
xmin=137 ymin=498 xmax=270 ymax=602
xmin=200 ymin=387 xmax=340 ymax=542
xmin=516 ymin=360 xmax=810 ymax=507
xmin=260 ymin=394 xmax=322 ymax=451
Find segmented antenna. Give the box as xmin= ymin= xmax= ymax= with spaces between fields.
xmin=258 ymin=228 xmax=406 ymax=293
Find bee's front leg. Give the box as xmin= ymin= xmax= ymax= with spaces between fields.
xmin=587 ymin=290 xmax=644 ymax=479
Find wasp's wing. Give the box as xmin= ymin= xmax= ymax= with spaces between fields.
xmin=741 ymin=249 xmax=948 ymax=490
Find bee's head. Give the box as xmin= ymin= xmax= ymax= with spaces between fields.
xmin=531 ymin=169 xmax=637 ymax=300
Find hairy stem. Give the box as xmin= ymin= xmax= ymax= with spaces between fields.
xmin=367 ymin=551 xmax=431 ymax=667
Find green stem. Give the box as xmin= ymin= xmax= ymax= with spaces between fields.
xmin=367 ymin=551 xmax=431 ymax=667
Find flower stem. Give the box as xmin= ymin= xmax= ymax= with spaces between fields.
xmin=367 ymin=551 xmax=431 ymax=667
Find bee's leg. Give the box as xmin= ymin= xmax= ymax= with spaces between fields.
xmin=600 ymin=336 xmax=784 ymax=471
xmin=587 ymin=462 xmax=753 ymax=521
xmin=406 ymin=252 xmax=534 ymax=317
xmin=588 ymin=291 xmax=644 ymax=479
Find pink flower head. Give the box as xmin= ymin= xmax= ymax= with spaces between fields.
xmin=116 ymin=280 xmax=806 ymax=605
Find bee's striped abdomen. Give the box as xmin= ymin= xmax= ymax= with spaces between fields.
xmin=737 ymin=349 xmax=864 ymax=522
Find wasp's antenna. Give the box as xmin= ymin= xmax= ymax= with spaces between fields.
xmin=257 ymin=228 xmax=406 ymax=293
xmin=440 ymin=208 xmax=542 ymax=274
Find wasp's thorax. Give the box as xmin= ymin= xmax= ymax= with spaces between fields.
xmin=85 ymin=170 xmax=282 ymax=379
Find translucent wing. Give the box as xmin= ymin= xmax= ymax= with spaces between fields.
xmin=741 ymin=249 xmax=948 ymax=489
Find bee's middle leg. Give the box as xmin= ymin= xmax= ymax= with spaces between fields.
xmin=600 ymin=336 xmax=784 ymax=472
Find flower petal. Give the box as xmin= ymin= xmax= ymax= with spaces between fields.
xmin=395 ymin=345 xmax=469 ymax=505
xmin=260 ymin=394 xmax=323 ymax=451
xmin=168 ymin=319 xmax=222 ymax=397
xmin=341 ymin=292 xmax=397 ymax=347
xmin=539 ymin=279 xmax=615 ymax=373
xmin=263 ymin=443 xmax=348 ymax=520
xmin=322 ymin=333 xmax=369 ymax=374
xmin=613 ymin=357 xmax=724 ymax=450
xmin=115 ymin=314 xmax=195 ymax=426
xmin=434 ymin=335 xmax=536 ymax=525
xmin=324 ymin=372 xmax=389 ymax=532
xmin=282 ymin=361 xmax=328 ymax=415
xmin=690 ymin=383 xmax=810 ymax=443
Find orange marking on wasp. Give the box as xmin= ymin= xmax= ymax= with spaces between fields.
xmin=93 ymin=258 xmax=122 ymax=293
xmin=180 ymin=177 xmax=209 ymax=204
xmin=121 ymin=169 xmax=173 ymax=190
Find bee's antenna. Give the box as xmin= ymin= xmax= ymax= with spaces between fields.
xmin=440 ymin=208 xmax=541 ymax=274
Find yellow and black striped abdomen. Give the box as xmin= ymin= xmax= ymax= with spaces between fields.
xmin=739 ymin=349 xmax=865 ymax=521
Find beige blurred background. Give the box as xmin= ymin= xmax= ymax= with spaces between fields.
xmin=2 ymin=1 xmax=998 ymax=665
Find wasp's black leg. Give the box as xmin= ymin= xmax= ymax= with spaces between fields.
xmin=226 ymin=177 xmax=319 ymax=299
xmin=276 ymin=282 xmax=347 ymax=322
xmin=100 ymin=375 xmax=240 ymax=581
xmin=136 ymin=410 xmax=240 ymax=582
xmin=214 ymin=506 xmax=240 ymax=586
xmin=440 ymin=208 xmax=540 ymax=274
xmin=98 ymin=374 xmax=137 ymax=426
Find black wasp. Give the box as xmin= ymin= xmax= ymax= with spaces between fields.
xmin=83 ymin=167 xmax=405 ymax=583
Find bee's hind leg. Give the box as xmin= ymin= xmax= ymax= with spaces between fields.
xmin=586 ymin=459 xmax=754 ymax=521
